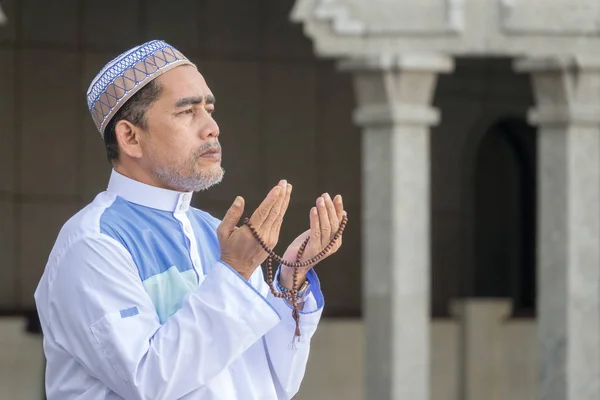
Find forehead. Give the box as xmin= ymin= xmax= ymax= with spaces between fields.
xmin=156 ymin=65 xmax=212 ymax=100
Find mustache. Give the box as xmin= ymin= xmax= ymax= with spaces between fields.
xmin=193 ymin=141 xmax=222 ymax=157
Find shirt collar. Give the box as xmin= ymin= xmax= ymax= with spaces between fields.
xmin=106 ymin=169 xmax=193 ymax=213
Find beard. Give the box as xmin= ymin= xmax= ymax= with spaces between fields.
xmin=151 ymin=142 xmax=225 ymax=192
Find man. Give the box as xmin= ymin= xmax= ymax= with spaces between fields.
xmin=34 ymin=40 xmax=346 ymax=400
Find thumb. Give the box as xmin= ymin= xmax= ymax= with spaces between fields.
xmin=218 ymin=196 xmax=245 ymax=239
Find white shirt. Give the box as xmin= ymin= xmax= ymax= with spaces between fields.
xmin=34 ymin=170 xmax=324 ymax=400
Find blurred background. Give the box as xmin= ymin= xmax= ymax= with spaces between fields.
xmin=1 ymin=0 xmax=600 ymax=399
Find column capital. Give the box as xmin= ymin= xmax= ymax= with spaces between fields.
xmin=353 ymin=104 xmax=440 ymax=128
xmin=514 ymin=55 xmax=600 ymax=73
xmin=338 ymin=53 xmax=454 ymax=73
xmin=528 ymin=105 xmax=600 ymax=128
xmin=514 ymin=55 xmax=600 ymax=128
xmin=340 ymin=54 xmax=454 ymax=129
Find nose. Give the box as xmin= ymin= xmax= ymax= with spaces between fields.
xmin=200 ymin=116 xmax=219 ymax=140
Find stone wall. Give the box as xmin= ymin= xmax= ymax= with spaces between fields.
xmin=0 ymin=0 xmax=540 ymax=327
xmin=0 ymin=0 xmax=362 ymax=314
xmin=0 ymin=0 xmax=536 ymax=317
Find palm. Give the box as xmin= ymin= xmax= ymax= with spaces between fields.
xmin=282 ymin=229 xmax=312 ymax=266
xmin=281 ymin=193 xmax=346 ymax=272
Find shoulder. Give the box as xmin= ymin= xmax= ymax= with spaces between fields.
xmin=46 ymin=192 xmax=129 ymax=268
xmin=37 ymin=193 xmax=137 ymax=306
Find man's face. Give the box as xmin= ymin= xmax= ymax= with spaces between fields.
xmin=140 ymin=65 xmax=223 ymax=192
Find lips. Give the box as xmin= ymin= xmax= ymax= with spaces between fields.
xmin=199 ymin=147 xmax=221 ymax=158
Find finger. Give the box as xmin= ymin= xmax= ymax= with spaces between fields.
xmin=309 ymin=206 xmax=321 ymax=245
xmin=270 ymin=182 xmax=292 ymax=238
xmin=217 ymin=196 xmax=245 ymax=240
xmin=323 ymin=193 xmax=339 ymax=234
xmin=249 ymin=183 xmax=283 ymax=230
xmin=317 ymin=196 xmax=330 ymax=247
xmin=261 ymin=180 xmax=288 ymax=234
xmin=334 ymin=194 xmax=344 ymax=221
xmin=274 ymin=182 xmax=291 ymax=223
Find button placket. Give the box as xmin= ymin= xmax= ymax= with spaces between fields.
xmin=175 ymin=193 xmax=191 ymax=213
xmin=173 ymin=211 xmax=205 ymax=282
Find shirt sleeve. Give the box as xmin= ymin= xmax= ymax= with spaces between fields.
xmin=47 ymin=233 xmax=281 ymax=400
xmin=249 ymin=266 xmax=324 ymax=399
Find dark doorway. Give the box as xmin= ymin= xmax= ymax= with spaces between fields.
xmin=471 ymin=118 xmax=537 ymax=316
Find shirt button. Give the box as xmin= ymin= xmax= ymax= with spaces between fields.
xmin=184 ymin=225 xmax=192 ymax=233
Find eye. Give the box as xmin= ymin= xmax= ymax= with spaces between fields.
xmin=207 ymin=107 xmax=216 ymax=115
xmin=182 ymin=109 xmax=194 ymax=115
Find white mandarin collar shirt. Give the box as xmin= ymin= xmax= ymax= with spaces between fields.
xmin=34 ymin=169 xmax=324 ymax=400
xmin=107 ymin=170 xmax=194 ymax=213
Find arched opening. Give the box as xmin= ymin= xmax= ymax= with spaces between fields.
xmin=471 ymin=118 xmax=537 ymax=315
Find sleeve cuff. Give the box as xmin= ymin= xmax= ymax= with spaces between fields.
xmin=272 ymin=267 xmax=324 ymax=317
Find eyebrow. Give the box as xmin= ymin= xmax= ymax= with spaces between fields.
xmin=175 ymin=94 xmax=216 ymax=108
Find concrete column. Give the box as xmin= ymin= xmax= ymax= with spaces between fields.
xmin=514 ymin=57 xmax=600 ymax=400
xmin=339 ymin=54 xmax=453 ymax=400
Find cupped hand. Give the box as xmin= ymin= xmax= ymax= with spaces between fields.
xmin=218 ymin=180 xmax=292 ymax=279
xmin=280 ymin=193 xmax=346 ymax=287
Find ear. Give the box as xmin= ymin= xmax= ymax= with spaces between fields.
xmin=114 ymin=120 xmax=144 ymax=159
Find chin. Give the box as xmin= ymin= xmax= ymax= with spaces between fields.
xmin=203 ymin=164 xmax=224 ymax=179
xmin=153 ymin=164 xmax=225 ymax=193
xmin=191 ymin=166 xmax=225 ymax=192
